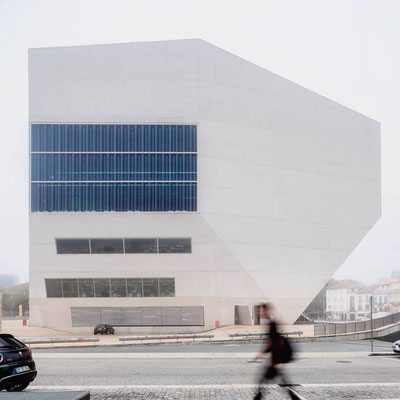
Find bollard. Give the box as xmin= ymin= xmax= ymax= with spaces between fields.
xmin=22 ymin=320 xmax=27 ymax=326
xmin=215 ymin=321 xmax=219 ymax=329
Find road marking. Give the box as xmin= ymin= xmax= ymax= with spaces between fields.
xmin=302 ymin=383 xmax=400 ymax=387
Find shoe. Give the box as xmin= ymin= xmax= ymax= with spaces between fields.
xmin=288 ymin=389 xmax=301 ymax=400
xmin=253 ymin=391 xmax=262 ymax=400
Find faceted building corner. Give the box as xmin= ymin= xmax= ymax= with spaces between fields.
xmin=28 ymin=39 xmax=381 ymax=332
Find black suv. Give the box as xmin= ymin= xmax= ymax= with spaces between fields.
xmin=94 ymin=324 xmax=115 ymax=335
xmin=0 ymin=334 xmax=37 ymax=392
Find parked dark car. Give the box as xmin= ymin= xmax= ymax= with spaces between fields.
xmin=94 ymin=324 xmax=115 ymax=335
xmin=0 ymin=334 xmax=37 ymax=392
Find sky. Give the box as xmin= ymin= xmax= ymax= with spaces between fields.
xmin=0 ymin=0 xmax=399 ymax=284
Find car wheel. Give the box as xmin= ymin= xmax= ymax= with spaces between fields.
xmin=6 ymin=382 xmax=30 ymax=392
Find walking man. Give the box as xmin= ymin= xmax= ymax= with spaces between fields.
xmin=252 ymin=303 xmax=299 ymax=400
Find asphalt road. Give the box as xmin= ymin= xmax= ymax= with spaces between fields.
xmin=32 ymin=340 xmax=393 ymax=353
xmin=26 ymin=351 xmax=400 ymax=399
xmin=30 ymin=356 xmax=400 ymax=386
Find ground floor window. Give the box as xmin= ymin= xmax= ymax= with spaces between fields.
xmin=71 ymin=306 xmax=203 ymax=327
xmin=45 ymin=277 xmax=175 ymax=298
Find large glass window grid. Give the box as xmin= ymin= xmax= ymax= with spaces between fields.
xmin=45 ymin=278 xmax=175 ymax=298
xmin=56 ymin=238 xmax=191 ymax=254
xmin=31 ymin=124 xmax=197 ymax=212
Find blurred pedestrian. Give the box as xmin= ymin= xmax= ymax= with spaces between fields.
xmin=251 ymin=303 xmax=299 ymax=400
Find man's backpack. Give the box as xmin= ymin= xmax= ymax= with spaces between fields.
xmin=279 ymin=336 xmax=293 ymax=363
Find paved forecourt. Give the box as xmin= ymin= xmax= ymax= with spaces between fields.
xmin=28 ymin=384 xmax=400 ymax=399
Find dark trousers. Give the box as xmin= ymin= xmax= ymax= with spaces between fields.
xmin=254 ymin=365 xmax=299 ymax=400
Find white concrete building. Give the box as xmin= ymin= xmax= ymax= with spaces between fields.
xmin=29 ymin=39 xmax=381 ymax=333
xmin=388 ymin=280 xmax=400 ymax=313
xmin=374 ymin=279 xmax=394 ymax=312
xmin=326 ymin=280 xmax=357 ymax=320
xmin=354 ymin=286 xmax=374 ymax=319
xmin=326 ymin=280 xmax=391 ymax=321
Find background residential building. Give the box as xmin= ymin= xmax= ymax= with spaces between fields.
xmin=388 ymin=280 xmax=400 ymax=313
xmin=354 ymin=285 xmax=374 ymax=319
xmin=326 ymin=280 xmax=357 ymax=321
xmin=326 ymin=279 xmax=400 ymax=321
xmin=374 ymin=279 xmax=395 ymax=312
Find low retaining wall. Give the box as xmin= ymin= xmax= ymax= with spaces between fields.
xmin=308 ymin=322 xmax=400 ymax=342
xmin=314 ymin=312 xmax=400 ymax=336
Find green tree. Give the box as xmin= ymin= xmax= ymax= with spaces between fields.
xmin=0 ymin=286 xmax=29 ymax=317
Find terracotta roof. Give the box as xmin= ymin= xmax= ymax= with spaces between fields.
xmin=327 ymin=280 xmax=358 ymax=290
xmin=376 ymin=279 xmax=398 ymax=286
xmin=357 ymin=285 xmax=374 ymax=294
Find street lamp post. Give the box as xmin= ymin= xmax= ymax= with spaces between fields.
xmin=370 ymin=296 xmax=374 ymax=352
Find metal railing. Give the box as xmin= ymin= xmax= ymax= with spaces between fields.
xmin=314 ymin=312 xmax=400 ymax=336
xmin=119 ymin=333 xmax=214 ymax=343
xmin=21 ymin=337 xmax=100 ymax=347
xmin=229 ymin=330 xmax=303 ymax=339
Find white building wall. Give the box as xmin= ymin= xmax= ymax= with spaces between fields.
xmin=326 ymin=288 xmax=350 ymax=320
xmin=29 ymin=39 xmax=381 ymax=331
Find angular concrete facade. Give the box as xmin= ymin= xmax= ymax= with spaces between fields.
xmin=29 ymin=39 xmax=381 ymax=332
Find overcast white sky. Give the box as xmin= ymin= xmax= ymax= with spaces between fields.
xmin=0 ymin=0 xmax=399 ymax=284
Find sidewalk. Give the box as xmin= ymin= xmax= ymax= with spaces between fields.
xmin=28 ymin=383 xmax=400 ymax=400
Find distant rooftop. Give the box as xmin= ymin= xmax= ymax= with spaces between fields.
xmin=357 ymin=285 xmax=375 ymax=294
xmin=376 ymin=279 xmax=398 ymax=286
xmin=328 ymin=280 xmax=358 ymax=290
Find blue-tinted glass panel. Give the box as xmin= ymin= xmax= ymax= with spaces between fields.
xmin=31 ymin=183 xmax=197 ymax=212
xmin=30 ymin=124 xmax=197 ymax=212
xmin=31 ymin=154 xmax=197 ymax=181
xmin=31 ymin=124 xmax=197 ymax=152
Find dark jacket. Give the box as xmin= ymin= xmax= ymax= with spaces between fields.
xmin=264 ymin=321 xmax=284 ymax=365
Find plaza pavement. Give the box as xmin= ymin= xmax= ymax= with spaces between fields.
xmin=1 ymin=320 xmax=314 ymax=348
xmin=27 ymin=384 xmax=400 ymax=399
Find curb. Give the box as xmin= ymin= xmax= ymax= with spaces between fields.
xmin=368 ymin=352 xmax=399 ymax=357
xmin=32 ymin=351 xmax=379 ymax=360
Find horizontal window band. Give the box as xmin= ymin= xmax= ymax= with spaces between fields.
xmin=31 ymin=123 xmax=198 ymax=125
xmin=31 ymin=153 xmax=197 ymax=182
xmin=56 ymin=238 xmax=192 ymax=254
xmin=31 ymin=181 xmax=197 ymax=184
xmin=31 ymin=151 xmax=197 ymax=154
xmin=70 ymin=305 xmax=204 ymax=327
xmin=45 ymin=277 xmax=176 ymax=299
xmin=31 ymin=124 xmax=197 ymax=152
xmin=46 ymin=277 xmax=175 ymax=279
